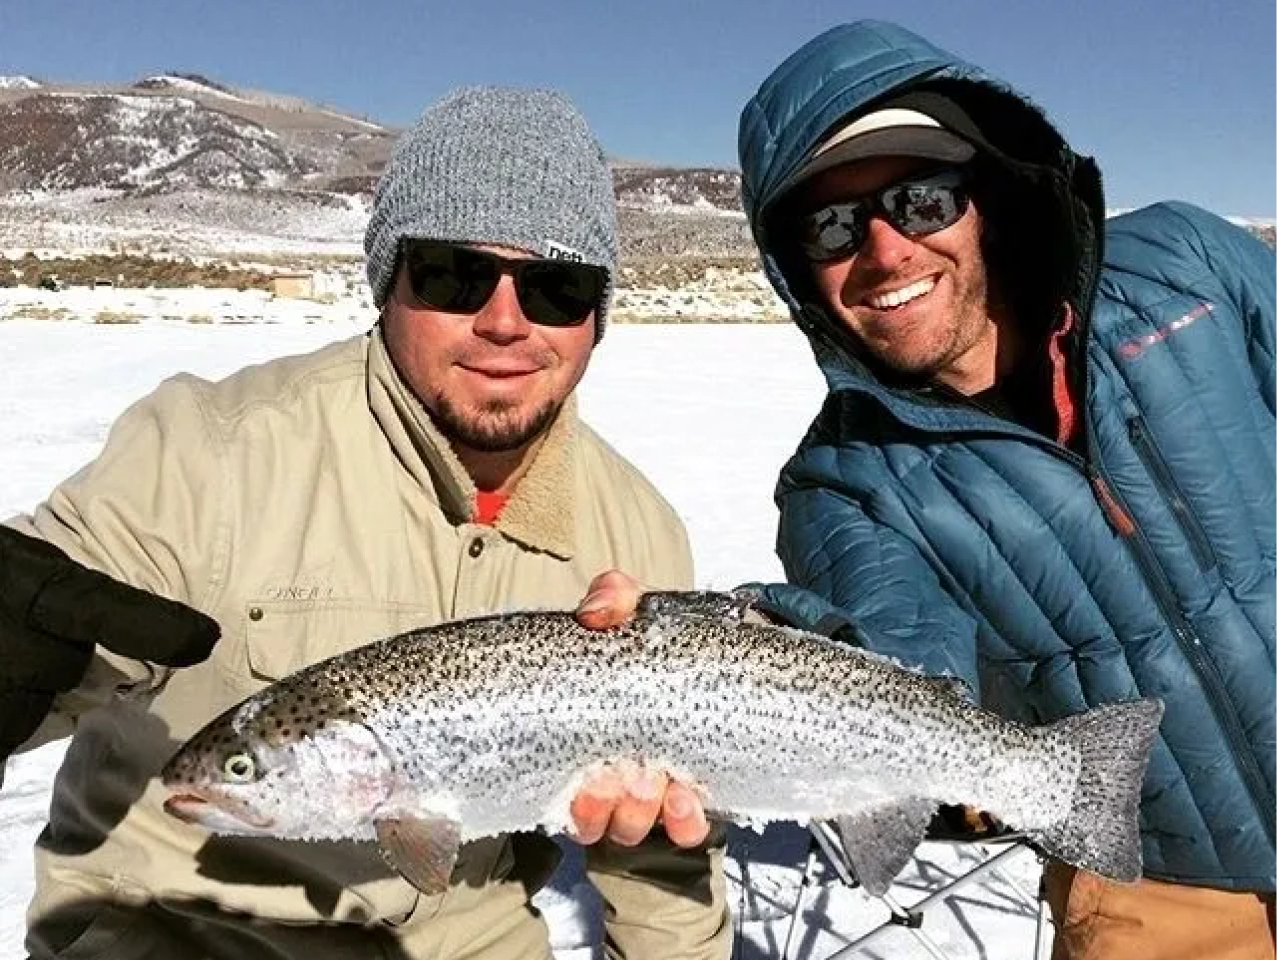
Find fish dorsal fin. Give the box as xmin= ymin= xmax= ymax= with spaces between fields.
xmin=827 ymin=797 xmax=936 ymax=896
xmin=374 ymin=814 xmax=463 ymax=895
xmin=921 ymin=674 xmax=972 ymax=702
xmin=636 ymin=589 xmax=758 ymax=623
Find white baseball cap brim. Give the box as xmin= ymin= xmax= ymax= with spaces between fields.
xmin=786 ymin=107 xmax=976 ymax=191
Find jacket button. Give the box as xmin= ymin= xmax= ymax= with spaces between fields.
xmin=248 ymin=606 xmax=264 ymax=621
xmin=468 ymin=538 xmax=484 ymax=558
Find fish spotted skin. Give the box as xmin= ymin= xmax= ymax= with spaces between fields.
xmin=162 ymin=590 xmax=1163 ymax=895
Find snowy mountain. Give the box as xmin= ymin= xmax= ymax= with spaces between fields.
xmin=0 ymin=74 xmax=1270 ymax=260
xmin=0 ymin=74 xmax=745 ymax=213
xmin=0 ymin=76 xmax=395 ymax=195
xmin=0 ymin=73 xmax=751 ymax=259
xmin=0 ymin=93 xmax=310 ymax=192
xmin=134 ymin=73 xmax=248 ymax=99
xmin=613 ymin=165 xmax=743 ymax=213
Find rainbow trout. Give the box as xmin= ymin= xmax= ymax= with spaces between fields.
xmin=162 ymin=590 xmax=1163 ymax=895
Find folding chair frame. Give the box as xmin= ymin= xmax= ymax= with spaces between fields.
xmin=760 ymin=822 xmax=1053 ymax=960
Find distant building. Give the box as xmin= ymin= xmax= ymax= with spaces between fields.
xmin=269 ymin=272 xmax=315 ymax=299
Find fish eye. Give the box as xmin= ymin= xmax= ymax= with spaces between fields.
xmin=222 ymin=753 xmax=257 ymax=783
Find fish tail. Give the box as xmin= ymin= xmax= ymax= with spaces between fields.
xmin=1032 ymin=697 xmax=1164 ymax=883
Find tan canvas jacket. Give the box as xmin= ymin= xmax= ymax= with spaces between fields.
xmin=13 ymin=329 xmax=730 ymax=960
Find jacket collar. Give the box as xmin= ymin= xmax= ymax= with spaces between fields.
xmin=366 ymin=328 xmax=580 ymax=559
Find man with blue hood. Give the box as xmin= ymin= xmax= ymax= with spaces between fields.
xmin=736 ymin=18 xmax=1275 ymax=960
xmin=580 ymin=17 xmax=1275 ymax=960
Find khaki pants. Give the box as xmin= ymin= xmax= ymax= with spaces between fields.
xmin=28 ymin=851 xmax=555 ymax=960
xmin=1044 ymin=863 xmax=1277 ymax=960
xmin=29 ymin=892 xmax=553 ymax=960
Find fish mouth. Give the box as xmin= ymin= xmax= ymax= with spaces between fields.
xmin=163 ymin=793 xmax=210 ymax=824
xmin=163 ymin=791 xmax=274 ymax=830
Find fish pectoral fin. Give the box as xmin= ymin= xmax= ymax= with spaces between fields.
xmin=374 ymin=814 xmax=463 ymax=896
xmin=827 ymin=797 xmax=936 ymax=897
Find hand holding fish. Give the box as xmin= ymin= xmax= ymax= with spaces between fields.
xmin=572 ymin=570 xmax=711 ymax=848
xmin=574 ymin=568 xmax=646 ymax=631
xmin=567 ymin=761 xmax=709 ymax=847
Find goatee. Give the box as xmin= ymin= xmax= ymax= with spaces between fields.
xmin=428 ymin=397 xmax=561 ymax=454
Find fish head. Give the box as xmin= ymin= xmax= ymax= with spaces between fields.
xmin=161 ymin=680 xmax=398 ymax=840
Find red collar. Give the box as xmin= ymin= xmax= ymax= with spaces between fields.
xmin=473 ymin=490 xmax=509 ymax=526
xmin=1048 ymin=304 xmax=1080 ymax=448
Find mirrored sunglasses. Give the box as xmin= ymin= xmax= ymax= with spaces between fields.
xmin=797 ymin=168 xmax=970 ymax=263
xmin=400 ymin=240 xmax=608 ymax=328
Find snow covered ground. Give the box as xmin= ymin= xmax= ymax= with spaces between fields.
xmin=0 ymin=307 xmax=1047 ymax=959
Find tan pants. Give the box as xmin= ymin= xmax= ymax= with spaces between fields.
xmin=28 ymin=870 xmax=554 ymax=960
xmin=29 ymin=897 xmax=553 ymax=960
xmin=29 ymin=897 xmax=552 ymax=960
xmin=1044 ymin=863 xmax=1277 ymax=960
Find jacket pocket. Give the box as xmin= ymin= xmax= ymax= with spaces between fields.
xmin=1126 ymin=414 xmax=1218 ymax=572
xmin=238 ymin=598 xmax=444 ymax=924
xmin=243 ymin=598 xmax=436 ymax=681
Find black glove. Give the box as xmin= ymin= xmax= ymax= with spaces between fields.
xmin=0 ymin=527 xmax=221 ymax=763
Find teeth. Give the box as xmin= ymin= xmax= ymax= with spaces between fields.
xmin=867 ymin=278 xmax=935 ymax=309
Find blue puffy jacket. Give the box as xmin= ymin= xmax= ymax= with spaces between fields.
xmin=739 ymin=21 xmax=1275 ymax=891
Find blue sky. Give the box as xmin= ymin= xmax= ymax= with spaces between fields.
xmin=1 ymin=0 xmax=1274 ymax=217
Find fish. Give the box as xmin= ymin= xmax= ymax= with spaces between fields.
xmin=161 ymin=589 xmax=1164 ymax=896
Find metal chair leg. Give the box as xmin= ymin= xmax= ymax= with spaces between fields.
xmin=745 ymin=823 xmax=1045 ymax=960
xmin=780 ymin=833 xmax=824 ymax=959
xmin=822 ymin=842 xmax=1036 ymax=960
xmin=1032 ymin=870 xmax=1055 ymax=960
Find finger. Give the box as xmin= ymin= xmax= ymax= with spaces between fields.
xmin=568 ymin=770 xmax=625 ymax=845
xmin=0 ymin=527 xmax=220 ymax=666
xmin=661 ymin=781 xmax=710 ymax=848
xmin=576 ymin=569 xmax=646 ymax=630
xmin=33 ymin=570 xmax=220 ymax=667
xmin=583 ymin=568 xmax=633 ymax=597
xmin=606 ymin=768 xmax=666 ymax=846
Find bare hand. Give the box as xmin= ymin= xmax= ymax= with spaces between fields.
xmin=574 ymin=569 xmax=644 ymax=631
xmin=572 ymin=575 xmax=710 ymax=847
xmin=568 ymin=761 xmax=710 ymax=848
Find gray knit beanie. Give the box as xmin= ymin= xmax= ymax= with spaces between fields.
xmin=364 ymin=86 xmax=618 ymax=341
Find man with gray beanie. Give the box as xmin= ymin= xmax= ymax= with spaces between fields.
xmin=4 ymin=85 xmax=730 ymax=960
xmin=365 ymin=85 xmax=618 ymax=342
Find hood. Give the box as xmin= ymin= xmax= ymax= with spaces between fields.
xmin=739 ymin=20 xmax=1105 ymax=396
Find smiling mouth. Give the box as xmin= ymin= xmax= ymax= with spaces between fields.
xmin=865 ymin=276 xmax=937 ymax=310
xmin=462 ymin=365 xmax=539 ymax=379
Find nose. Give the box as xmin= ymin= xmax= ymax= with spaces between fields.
xmin=857 ymin=214 xmax=917 ymax=272
xmin=471 ymin=275 xmax=531 ymax=343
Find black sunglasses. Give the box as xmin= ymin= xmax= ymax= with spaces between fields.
xmin=400 ymin=240 xmax=608 ymax=328
xmin=796 ymin=168 xmax=970 ymax=263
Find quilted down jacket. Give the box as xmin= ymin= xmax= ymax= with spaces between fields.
xmin=739 ymin=20 xmax=1276 ymax=891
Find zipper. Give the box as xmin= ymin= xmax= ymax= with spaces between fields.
xmin=1086 ymin=451 xmax=1274 ymax=838
xmin=1126 ymin=416 xmax=1218 ymax=570
xmin=1088 ymin=470 xmax=1137 ymax=537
